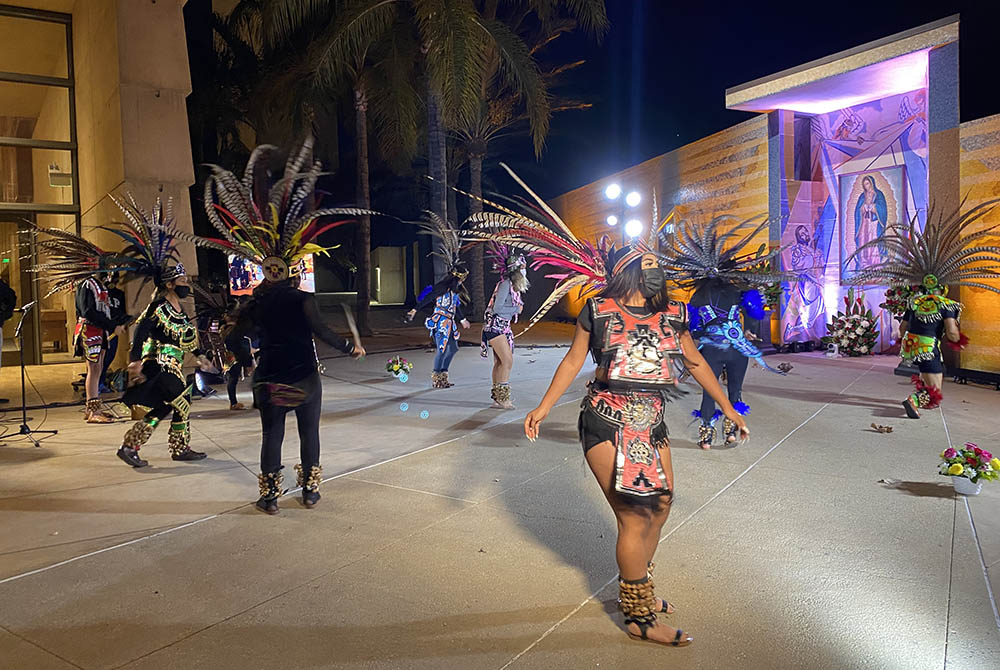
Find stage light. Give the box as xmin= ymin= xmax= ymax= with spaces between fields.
xmin=625 ymin=219 xmax=643 ymax=238
xmin=606 ymin=215 xmax=619 ymax=226
xmin=625 ymin=191 xmax=641 ymax=208
xmin=605 ymin=183 xmax=622 ymax=200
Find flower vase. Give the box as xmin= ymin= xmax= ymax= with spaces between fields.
xmin=952 ymin=477 xmax=982 ymax=496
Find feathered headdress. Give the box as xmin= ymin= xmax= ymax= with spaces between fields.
xmin=25 ymin=227 xmax=133 ymax=297
xmin=845 ymin=200 xmax=1000 ymax=297
xmin=461 ymin=163 xmax=648 ymax=335
xmin=191 ymin=279 xmax=234 ymax=323
xmin=25 ymin=194 xmax=183 ymax=296
xmin=485 ymin=242 xmax=526 ymax=277
xmin=655 ymin=214 xmax=793 ymax=289
xmin=417 ymin=211 xmax=468 ymax=281
xmin=179 ymin=137 xmax=375 ymax=284
xmin=103 ymin=194 xmax=185 ymax=289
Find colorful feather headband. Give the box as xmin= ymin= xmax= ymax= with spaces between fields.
xmin=174 ymin=137 xmax=377 ymax=283
xmin=461 ymin=163 xmax=652 ymax=335
xmin=655 ymin=214 xmax=794 ymax=289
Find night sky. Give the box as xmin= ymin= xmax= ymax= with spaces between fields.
xmin=512 ymin=1 xmax=998 ymax=199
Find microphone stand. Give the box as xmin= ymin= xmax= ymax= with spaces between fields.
xmin=13 ymin=302 xmax=58 ymax=446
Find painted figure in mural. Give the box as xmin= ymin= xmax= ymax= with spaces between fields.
xmin=783 ymin=220 xmax=827 ymax=342
xmin=853 ymin=175 xmax=888 ymax=271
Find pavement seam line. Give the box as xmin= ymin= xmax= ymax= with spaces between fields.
xmin=963 ymin=497 xmax=1000 ymax=631
xmin=0 ymin=622 xmax=86 ymax=670
xmin=940 ymin=404 xmax=1000 ymax=634
xmin=0 ymin=516 xmax=219 ymax=586
xmin=0 ymin=392 xmax=583 ymax=586
xmin=348 ymin=477 xmax=479 ymax=503
xmin=497 ymin=363 xmax=874 ymax=670
xmin=109 ymin=459 xmax=574 ymax=669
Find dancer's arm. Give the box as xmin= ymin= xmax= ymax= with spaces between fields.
xmin=303 ymin=295 xmax=363 ymax=358
xmin=524 ymin=321 xmax=590 ymax=440
xmin=943 ymin=317 xmax=961 ymax=343
xmin=679 ymin=331 xmax=749 ymax=437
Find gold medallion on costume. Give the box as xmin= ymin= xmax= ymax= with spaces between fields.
xmin=261 ymin=256 xmax=289 ymax=282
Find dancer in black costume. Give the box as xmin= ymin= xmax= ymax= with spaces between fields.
xmin=180 ymin=137 xmax=373 ymax=513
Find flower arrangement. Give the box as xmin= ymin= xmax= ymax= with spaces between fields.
xmin=821 ymin=288 xmax=879 ymax=357
xmin=386 ymin=356 xmax=413 ymax=376
xmin=939 ymin=443 xmax=1000 ymax=484
xmin=879 ymin=285 xmax=919 ymax=318
xmin=746 ymin=252 xmax=784 ymax=311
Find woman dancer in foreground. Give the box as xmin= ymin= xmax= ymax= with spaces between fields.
xmin=466 ymin=164 xmax=749 ymax=648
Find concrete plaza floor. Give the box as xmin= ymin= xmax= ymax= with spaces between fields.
xmin=1 ymin=339 xmax=998 ymax=669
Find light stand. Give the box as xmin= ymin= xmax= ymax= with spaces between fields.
xmin=13 ymin=302 xmax=58 ymax=447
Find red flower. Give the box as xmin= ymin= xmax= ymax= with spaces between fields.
xmin=967 ymin=456 xmax=978 ymax=465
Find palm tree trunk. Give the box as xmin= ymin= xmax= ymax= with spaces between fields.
xmin=355 ymin=84 xmax=373 ymax=336
xmin=467 ymin=151 xmax=486 ymax=320
xmin=427 ymin=85 xmax=448 ymax=283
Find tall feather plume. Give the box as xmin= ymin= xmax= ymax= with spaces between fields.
xmin=23 ymin=226 xmax=136 ymax=297
xmin=201 ymin=137 xmax=377 ymax=272
xmin=656 ymin=214 xmax=795 ymax=289
xmin=845 ymin=199 xmax=1000 ymax=294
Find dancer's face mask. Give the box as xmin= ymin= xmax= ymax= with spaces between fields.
xmin=639 ymin=268 xmax=665 ymax=298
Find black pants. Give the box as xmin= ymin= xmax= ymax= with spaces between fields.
xmin=256 ymin=372 xmax=322 ymax=474
xmin=699 ymin=346 xmax=748 ymax=421
xmin=100 ymin=335 xmax=119 ymax=388
xmin=226 ymin=365 xmax=241 ymax=405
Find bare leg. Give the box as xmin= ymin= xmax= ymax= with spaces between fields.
xmin=585 ymin=440 xmax=686 ymax=643
xmin=85 ymin=352 xmax=104 ymax=401
xmin=489 ymin=335 xmax=513 ymax=384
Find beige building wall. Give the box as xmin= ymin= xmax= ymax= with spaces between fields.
xmin=550 ymin=116 xmax=770 ymax=315
xmin=958 ymin=114 xmax=1000 ymax=373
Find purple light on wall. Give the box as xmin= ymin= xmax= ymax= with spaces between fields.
xmin=731 ymin=50 xmax=929 ymax=115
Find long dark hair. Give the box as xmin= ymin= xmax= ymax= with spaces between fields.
xmin=599 ymin=256 xmax=669 ymax=311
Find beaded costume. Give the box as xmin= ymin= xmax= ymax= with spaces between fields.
xmin=655 ymin=215 xmax=791 ymax=447
xmin=845 ymin=201 xmax=1000 ymax=417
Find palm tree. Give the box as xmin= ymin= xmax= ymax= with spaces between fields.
xmin=453 ymin=1 xmax=607 ymax=317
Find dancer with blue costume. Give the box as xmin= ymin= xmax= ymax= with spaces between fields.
xmin=406 ymin=214 xmax=471 ymax=389
xmin=656 ymin=215 xmax=791 ymax=449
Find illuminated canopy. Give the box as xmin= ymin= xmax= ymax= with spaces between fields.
xmin=725 ymin=15 xmax=958 ymax=115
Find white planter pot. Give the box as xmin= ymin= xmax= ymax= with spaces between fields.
xmin=952 ymin=477 xmax=982 ymax=496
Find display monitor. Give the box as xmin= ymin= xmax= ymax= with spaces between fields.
xmin=228 ymin=255 xmax=314 ymax=295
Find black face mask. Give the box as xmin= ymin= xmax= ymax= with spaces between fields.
xmin=173 ymin=285 xmax=191 ymax=299
xmin=639 ymin=268 xmax=665 ymax=298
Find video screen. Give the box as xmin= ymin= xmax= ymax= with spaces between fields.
xmin=228 ymin=254 xmax=315 ymax=295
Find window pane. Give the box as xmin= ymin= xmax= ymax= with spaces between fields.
xmin=0 ymin=147 xmax=74 ymax=204
xmin=0 ymin=81 xmax=71 ymax=142
xmin=0 ymin=15 xmax=68 ymax=79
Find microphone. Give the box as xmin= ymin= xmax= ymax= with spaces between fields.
xmin=16 ymin=301 xmax=37 ymax=313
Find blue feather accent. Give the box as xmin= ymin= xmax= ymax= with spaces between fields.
xmin=687 ymin=303 xmax=701 ymax=332
xmin=691 ymin=409 xmax=702 ymax=419
xmin=741 ymin=289 xmax=766 ymax=321
xmin=711 ymin=409 xmax=723 ymax=423
xmin=417 ymin=284 xmax=433 ymax=302
xmin=733 ymin=401 xmax=750 ymax=415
